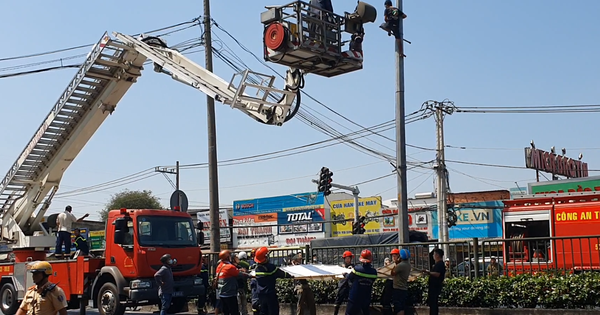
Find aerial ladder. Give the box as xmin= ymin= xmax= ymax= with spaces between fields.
xmin=0 ymin=0 xmax=377 ymax=251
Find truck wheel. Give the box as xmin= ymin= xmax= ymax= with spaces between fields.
xmin=97 ymin=283 xmax=125 ymax=315
xmin=167 ymin=297 xmax=187 ymax=313
xmin=0 ymin=283 xmax=18 ymax=315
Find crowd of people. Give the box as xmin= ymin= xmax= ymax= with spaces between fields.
xmin=194 ymin=247 xmax=448 ymax=315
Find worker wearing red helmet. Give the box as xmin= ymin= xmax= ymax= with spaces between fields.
xmin=333 ymin=251 xmax=354 ymax=315
xmin=345 ymin=249 xmax=378 ymax=315
xmin=390 ymin=248 xmax=412 ymax=315
xmin=215 ymin=250 xmax=251 ymax=315
xmin=253 ymin=247 xmax=293 ymax=315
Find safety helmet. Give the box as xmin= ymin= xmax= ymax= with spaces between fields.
xmin=250 ymin=248 xmax=256 ymax=257
xmin=390 ymin=248 xmax=400 ymax=255
xmin=219 ymin=250 xmax=232 ymax=261
xmin=400 ymin=249 xmax=410 ymax=260
xmin=238 ymin=251 xmax=248 ymax=260
xmin=160 ymin=254 xmax=172 ymax=264
xmin=254 ymin=247 xmax=269 ymax=264
xmin=359 ymin=249 xmax=373 ymax=263
xmin=27 ymin=261 xmax=53 ymax=276
xmin=342 ymin=251 xmax=354 ymax=258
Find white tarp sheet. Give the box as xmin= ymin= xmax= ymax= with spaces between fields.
xmin=251 ymin=264 xmax=352 ymax=280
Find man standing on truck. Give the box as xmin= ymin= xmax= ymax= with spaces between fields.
xmin=73 ymin=228 xmax=89 ymax=257
xmin=155 ymin=254 xmax=175 ymax=315
xmin=17 ymin=261 xmax=68 ymax=315
xmin=55 ymin=205 xmax=89 ymax=259
xmin=333 ymin=251 xmax=354 ymax=315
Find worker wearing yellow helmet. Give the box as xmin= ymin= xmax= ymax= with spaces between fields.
xmin=17 ymin=261 xmax=68 ymax=315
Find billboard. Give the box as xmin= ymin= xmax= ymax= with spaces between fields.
xmin=432 ymin=201 xmax=503 ymax=239
xmin=233 ymin=192 xmax=325 ymax=247
xmin=197 ymin=209 xmax=231 ymax=245
xmin=529 ymin=176 xmax=600 ymax=195
xmin=330 ymin=197 xmax=382 ymax=237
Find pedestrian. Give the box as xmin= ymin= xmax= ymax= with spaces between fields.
xmin=291 ymin=254 xmax=316 ymax=315
xmin=55 ymin=205 xmax=89 ymax=259
xmin=345 ymin=249 xmax=378 ymax=315
xmin=423 ymin=248 xmax=446 ymax=315
xmin=216 ymin=250 xmax=244 ymax=315
xmin=73 ymin=228 xmax=89 ymax=256
xmin=379 ymin=0 xmax=408 ymax=56
xmin=391 ymin=249 xmax=411 ymax=315
xmin=235 ymin=252 xmax=251 ymax=315
xmin=487 ymin=257 xmax=500 ymax=278
xmin=155 ymin=254 xmax=176 ymax=315
xmin=197 ymin=255 xmax=210 ymax=315
xmin=380 ymin=257 xmax=394 ymax=315
xmin=334 ymin=251 xmax=354 ymax=315
xmin=254 ymin=247 xmax=294 ymax=315
xmin=16 ymin=261 xmax=68 ymax=315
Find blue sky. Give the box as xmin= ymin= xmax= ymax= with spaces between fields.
xmin=1 ymin=1 xmax=599 ymax=221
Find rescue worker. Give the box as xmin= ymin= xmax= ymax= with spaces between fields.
xmin=55 ymin=205 xmax=89 ymax=259
xmin=73 ymin=228 xmax=89 ymax=257
xmin=216 ymin=250 xmax=242 ymax=315
xmin=16 ymin=261 xmax=68 ymax=315
xmin=380 ymin=0 xmax=408 ymax=56
xmin=234 ymin=252 xmax=251 ymax=315
xmin=250 ymin=275 xmax=260 ymax=315
xmin=391 ymin=249 xmax=411 ymax=315
xmin=380 ymin=256 xmax=394 ymax=315
xmin=291 ymin=254 xmax=316 ymax=315
xmin=197 ymin=255 xmax=209 ymax=315
xmin=155 ymin=254 xmax=176 ymax=315
xmin=333 ymin=251 xmax=354 ymax=315
xmin=254 ymin=246 xmax=294 ymax=315
xmin=346 ymin=249 xmax=378 ymax=315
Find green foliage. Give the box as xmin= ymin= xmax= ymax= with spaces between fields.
xmin=98 ymin=189 xmax=162 ymax=221
xmin=209 ymin=272 xmax=600 ymax=309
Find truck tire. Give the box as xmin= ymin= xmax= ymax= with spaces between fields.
xmin=0 ymin=283 xmax=18 ymax=315
xmin=97 ymin=283 xmax=125 ymax=315
xmin=167 ymin=297 xmax=187 ymax=313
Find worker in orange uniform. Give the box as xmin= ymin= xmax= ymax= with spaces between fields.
xmin=345 ymin=249 xmax=378 ymax=315
xmin=333 ymin=251 xmax=354 ymax=315
xmin=17 ymin=261 xmax=68 ymax=315
xmin=254 ymin=247 xmax=294 ymax=315
xmin=216 ymin=250 xmax=249 ymax=315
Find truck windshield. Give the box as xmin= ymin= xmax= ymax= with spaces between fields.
xmin=137 ymin=216 xmax=196 ymax=247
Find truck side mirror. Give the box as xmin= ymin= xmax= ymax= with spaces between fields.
xmin=197 ymin=232 xmax=204 ymax=245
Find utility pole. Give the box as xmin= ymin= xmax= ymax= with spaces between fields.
xmin=204 ymin=0 xmax=221 ymax=252
xmin=395 ymin=0 xmax=410 ymax=244
xmin=154 ymin=161 xmax=181 ymax=208
xmin=432 ymin=100 xmax=454 ymax=256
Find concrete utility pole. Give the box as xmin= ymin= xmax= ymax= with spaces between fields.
xmin=395 ymin=0 xmax=410 ymax=244
xmin=203 ymin=0 xmax=221 ymax=252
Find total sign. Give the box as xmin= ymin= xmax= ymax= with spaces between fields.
xmin=276 ymin=209 xmax=326 ymax=246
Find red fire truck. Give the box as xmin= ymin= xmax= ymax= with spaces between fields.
xmin=502 ymin=192 xmax=600 ymax=274
xmin=0 ymin=208 xmax=204 ymax=315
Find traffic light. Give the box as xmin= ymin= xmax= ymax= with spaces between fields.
xmin=318 ymin=167 xmax=333 ymax=196
xmin=352 ymin=216 xmax=367 ymax=235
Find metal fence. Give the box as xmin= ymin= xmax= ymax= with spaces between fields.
xmin=199 ymin=235 xmax=600 ymax=279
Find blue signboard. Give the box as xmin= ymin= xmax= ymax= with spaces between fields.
xmin=431 ymin=201 xmax=503 ymax=239
xmin=233 ymin=192 xmax=325 ymax=216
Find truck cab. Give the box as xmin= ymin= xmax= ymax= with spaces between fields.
xmin=93 ymin=208 xmax=204 ymax=315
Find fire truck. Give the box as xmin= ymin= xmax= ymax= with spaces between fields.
xmin=0 ymin=3 xmax=378 ymax=314
xmin=502 ymin=191 xmax=600 ymax=274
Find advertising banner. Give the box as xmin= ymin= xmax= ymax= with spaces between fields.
xmin=89 ymin=230 xmax=105 ymax=250
xmin=197 ymin=209 xmax=231 ymax=245
xmin=529 ymin=176 xmax=600 ymax=195
xmin=432 ymin=201 xmax=503 ymax=240
xmin=329 ymin=197 xmax=382 ymax=237
xmin=233 ymin=213 xmax=278 ymax=248
xmin=233 ymin=192 xmax=325 ymax=247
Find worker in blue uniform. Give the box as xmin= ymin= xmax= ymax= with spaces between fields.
xmin=253 ymin=247 xmax=294 ymax=315
xmin=346 ymin=249 xmax=378 ymax=315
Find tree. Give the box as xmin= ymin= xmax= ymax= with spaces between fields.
xmin=99 ymin=189 xmax=162 ymax=221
